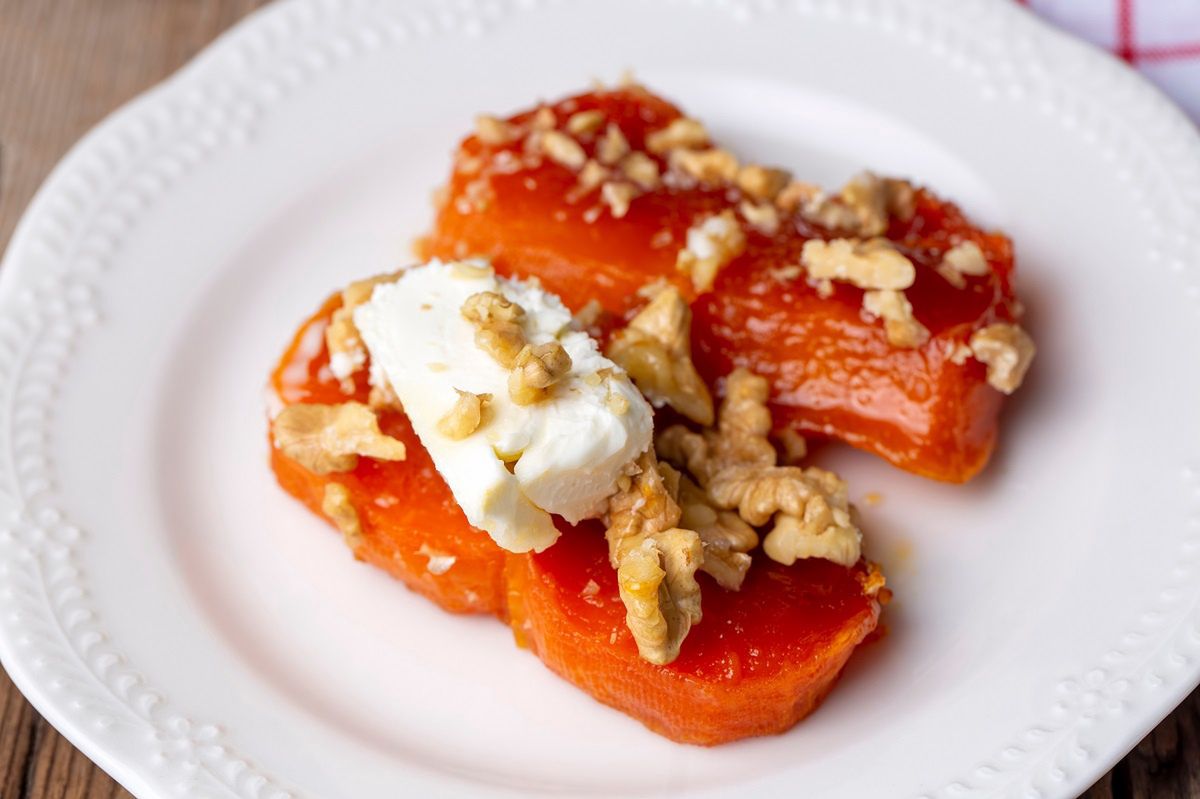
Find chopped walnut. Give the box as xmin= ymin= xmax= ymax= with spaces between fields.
xmin=436 ymin=389 xmax=490 ymax=439
xmin=619 ymin=151 xmax=660 ymax=189
xmin=862 ymin=289 xmax=930 ymax=348
xmin=325 ymin=273 xmax=398 ymax=387
xmin=645 ymin=117 xmax=709 ymax=154
xmin=531 ymin=106 xmax=557 ymax=130
xmin=606 ymin=286 xmax=714 ymax=425
xmin=273 ymin=402 xmax=407 ymax=475
xmin=322 ymin=482 xmax=365 ymax=555
xmin=670 ymin=147 xmax=739 ymax=183
xmin=970 ymin=323 xmax=1036 ymax=394
xmin=597 ymin=123 xmax=630 ymax=165
xmin=475 ymin=114 xmax=516 ymax=145
xmin=839 ymin=172 xmax=916 ymax=236
xmin=801 ymin=237 xmax=916 ymax=290
xmin=662 ymin=463 xmax=757 ymax=590
xmin=936 ymin=240 xmax=991 ymax=288
xmin=738 ymin=200 xmax=780 ymax=235
xmin=573 ymin=299 xmax=604 ymax=330
xmin=676 ymin=210 xmax=747 ymax=293
xmin=736 ymin=165 xmax=791 ymax=202
xmin=572 ymin=159 xmax=610 ymax=198
xmin=565 ymin=109 xmax=605 ymax=136
xmin=605 ymin=451 xmax=703 ymax=665
xmin=775 ymin=180 xmax=822 ymax=214
xmin=540 ymin=130 xmax=587 ymax=171
xmin=777 ymin=427 xmax=808 ymax=464
xmin=657 ymin=369 xmax=863 ymax=568
xmin=946 ymin=341 xmax=973 ymax=365
xmin=509 ymin=342 xmax=573 ymax=405
xmin=461 ymin=290 xmax=527 ymax=368
xmin=601 ymin=181 xmax=637 ymax=218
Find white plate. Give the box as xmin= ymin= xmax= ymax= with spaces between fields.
xmin=3 ymin=0 xmax=1200 ymax=796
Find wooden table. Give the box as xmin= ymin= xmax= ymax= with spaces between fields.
xmin=0 ymin=1 xmax=1197 ymax=797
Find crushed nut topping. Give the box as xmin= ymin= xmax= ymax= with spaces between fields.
xmin=862 ymin=289 xmax=930 ymax=348
xmin=572 ymin=159 xmax=610 ymax=199
xmin=970 ymin=323 xmax=1036 ymax=394
xmin=619 ymin=151 xmax=660 ymax=189
xmin=436 ymin=389 xmax=491 ymax=439
xmin=572 ymin=298 xmax=604 ymax=330
xmin=839 ymin=172 xmax=915 ymax=236
xmin=738 ymin=200 xmax=780 ymax=235
xmin=509 ymin=342 xmax=573 ymax=405
xmin=670 ymin=147 xmax=739 ymax=183
xmin=606 ymin=286 xmax=714 ymax=425
xmin=605 ymin=451 xmax=703 ymax=665
xmin=322 ymin=482 xmax=365 ymax=555
xmin=565 ymin=109 xmax=605 ymax=136
xmin=662 ymin=463 xmax=757 ymax=590
xmin=597 ymin=123 xmax=630 ymax=165
xmin=645 ymin=117 xmax=709 ymax=154
xmin=777 ymin=427 xmax=808 ymax=464
xmin=657 ymin=369 xmax=863 ymax=568
xmin=676 ymin=210 xmax=747 ymax=293
xmin=801 ymin=237 xmax=916 ymax=290
xmin=736 ymin=165 xmax=791 ymax=202
xmin=326 ymin=274 xmax=398 ymax=388
xmin=936 ymin=240 xmax=990 ymax=288
xmin=273 ymin=402 xmax=407 ymax=475
xmin=946 ymin=341 xmax=974 ymax=365
xmin=601 ymin=181 xmax=637 ymax=219
xmin=531 ymin=106 xmax=557 ymax=130
xmin=475 ymin=114 xmax=517 ymax=145
xmin=540 ymin=130 xmax=587 ymax=171
xmin=461 ymin=290 xmax=527 ymax=368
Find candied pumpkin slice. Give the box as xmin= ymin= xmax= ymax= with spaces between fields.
xmin=507 ymin=522 xmax=882 ymax=746
xmin=269 ymin=296 xmax=508 ymax=615
xmin=420 ymin=86 xmax=1028 ymax=482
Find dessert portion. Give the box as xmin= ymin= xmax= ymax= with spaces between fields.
xmin=420 ymin=85 xmax=1034 ymax=482
xmin=266 ymin=80 xmax=1035 ymax=744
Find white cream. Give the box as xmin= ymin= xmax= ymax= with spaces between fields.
xmin=354 ymin=260 xmax=652 ymax=553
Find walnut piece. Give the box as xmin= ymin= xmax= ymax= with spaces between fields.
xmin=657 ymin=369 xmax=862 ymax=568
xmin=475 ymin=114 xmax=516 ymax=145
xmin=509 ymin=342 xmax=573 ymax=405
xmin=736 ymin=164 xmax=791 ymax=202
xmin=273 ymin=402 xmax=407 ymax=475
xmin=605 ymin=451 xmax=703 ymax=665
xmin=738 ymin=200 xmax=780 ymax=235
xmin=862 ymin=289 xmax=930 ymax=348
xmin=645 ymin=117 xmax=709 ymax=154
xmin=662 ymin=463 xmax=757 ymax=590
xmin=676 ymin=210 xmax=747 ymax=293
xmin=565 ymin=109 xmax=605 ymax=136
xmin=322 ymin=482 xmax=365 ymax=555
xmin=600 ymin=181 xmax=637 ymax=219
xmin=325 ymin=273 xmax=398 ymax=386
xmin=839 ymin=172 xmax=915 ymax=236
xmin=461 ymin=290 xmax=527 ymax=368
xmin=936 ymin=240 xmax=991 ymax=288
xmin=670 ymin=147 xmax=739 ymax=183
xmin=619 ymin=151 xmax=660 ymax=189
xmin=801 ymin=237 xmax=916 ymax=290
xmin=540 ymin=130 xmax=587 ymax=171
xmin=436 ymin=390 xmax=490 ymax=439
xmin=606 ymin=286 xmax=714 ymax=425
xmin=597 ymin=123 xmax=630 ymax=165
xmin=970 ymin=323 xmax=1036 ymax=394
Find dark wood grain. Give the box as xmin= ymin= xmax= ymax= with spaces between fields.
xmin=0 ymin=1 xmax=1197 ymax=797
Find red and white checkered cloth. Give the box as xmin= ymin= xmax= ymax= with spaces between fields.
xmin=1020 ymin=0 xmax=1200 ymax=120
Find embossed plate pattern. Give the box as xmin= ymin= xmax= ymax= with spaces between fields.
xmin=2 ymin=0 xmax=1199 ymax=797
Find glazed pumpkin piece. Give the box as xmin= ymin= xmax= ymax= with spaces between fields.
xmin=420 ymin=85 xmax=1032 ymax=482
xmin=269 ymin=296 xmax=509 ymax=615
xmin=506 ymin=521 xmax=883 ymax=746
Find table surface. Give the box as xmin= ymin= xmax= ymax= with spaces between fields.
xmin=0 ymin=1 xmax=1198 ymax=797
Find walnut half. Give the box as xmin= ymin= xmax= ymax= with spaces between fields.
xmin=605 ymin=451 xmax=703 ymax=665
xmin=606 ymin=286 xmax=714 ymax=426
xmin=273 ymin=402 xmax=407 ymax=475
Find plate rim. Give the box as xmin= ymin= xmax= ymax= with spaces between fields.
xmin=2 ymin=0 xmax=1200 ymax=797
